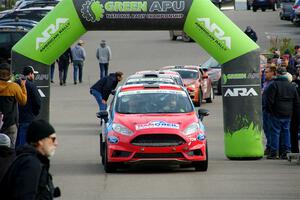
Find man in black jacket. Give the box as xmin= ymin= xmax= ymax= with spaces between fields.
xmin=58 ymin=48 xmax=72 ymax=86
xmin=90 ymin=71 xmax=123 ymax=111
xmin=16 ymin=66 xmax=41 ymax=148
xmin=264 ymin=67 xmax=300 ymax=159
xmin=0 ymin=119 xmax=60 ymax=199
xmin=244 ymin=26 xmax=258 ymax=43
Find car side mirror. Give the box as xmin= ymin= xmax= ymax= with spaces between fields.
xmin=111 ymin=90 xmax=116 ymax=95
xmin=198 ymin=108 xmax=209 ymax=121
xmin=96 ymin=110 xmax=108 ymax=123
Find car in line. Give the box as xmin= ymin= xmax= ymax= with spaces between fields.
xmin=252 ymin=0 xmax=278 ymax=12
xmin=291 ymin=0 xmax=300 ymax=24
xmin=200 ymin=57 xmax=222 ymax=95
xmin=98 ymin=83 xmax=209 ymax=172
xmin=161 ymin=65 xmax=214 ymax=106
xmin=0 ymin=7 xmax=53 ymax=21
xmin=135 ymin=70 xmax=185 ymax=86
xmin=0 ymin=25 xmax=29 ymax=63
xmin=169 ymin=30 xmax=193 ymax=42
xmin=124 ymin=72 xmax=178 ymax=86
xmin=280 ymin=0 xmax=295 ymax=20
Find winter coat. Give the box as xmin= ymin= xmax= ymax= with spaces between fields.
xmin=244 ymin=29 xmax=257 ymax=42
xmin=0 ymin=146 xmax=16 ymax=182
xmin=0 ymin=145 xmax=57 ymax=200
xmin=18 ymin=79 xmax=41 ymax=123
xmin=58 ymin=48 xmax=72 ymax=65
xmin=0 ymin=80 xmax=27 ymax=130
xmin=90 ymin=73 xmax=118 ymax=101
xmin=265 ymin=76 xmax=300 ymax=118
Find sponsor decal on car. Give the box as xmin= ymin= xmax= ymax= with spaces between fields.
xmin=136 ymin=120 xmax=179 ymax=130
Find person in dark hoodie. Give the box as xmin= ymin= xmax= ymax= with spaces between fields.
xmin=244 ymin=26 xmax=257 ymax=43
xmin=264 ymin=67 xmax=300 ymax=159
xmin=71 ymin=40 xmax=86 ymax=85
xmin=15 ymin=66 xmax=41 ymax=148
xmin=0 ymin=133 xmax=16 ymax=182
xmin=58 ymin=48 xmax=73 ymax=86
xmin=0 ymin=119 xmax=60 ymax=200
xmin=90 ymin=71 xmax=123 ymax=111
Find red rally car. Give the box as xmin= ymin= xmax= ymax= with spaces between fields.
xmin=98 ymin=84 xmax=209 ymax=172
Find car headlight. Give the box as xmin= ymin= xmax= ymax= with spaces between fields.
xmin=112 ymin=123 xmax=133 ymax=136
xmin=183 ymin=123 xmax=200 ymax=135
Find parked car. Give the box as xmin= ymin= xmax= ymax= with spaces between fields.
xmin=169 ymin=30 xmax=193 ymax=42
xmin=0 ymin=7 xmax=53 ymax=21
xmin=135 ymin=70 xmax=185 ymax=86
xmin=291 ymin=0 xmax=300 ymax=24
xmin=98 ymin=83 xmax=209 ymax=172
xmin=280 ymin=0 xmax=295 ymax=20
xmin=200 ymin=57 xmax=222 ymax=95
xmin=247 ymin=0 xmax=254 ymax=10
xmin=0 ymin=18 xmax=37 ymax=29
xmin=252 ymin=0 xmax=278 ymax=12
xmin=15 ymin=0 xmax=59 ymax=9
xmin=124 ymin=72 xmax=178 ymax=86
xmin=0 ymin=25 xmax=29 ymax=63
xmin=161 ymin=65 xmax=214 ymax=106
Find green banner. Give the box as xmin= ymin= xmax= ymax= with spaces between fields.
xmin=183 ymin=0 xmax=259 ymax=64
xmin=12 ymin=0 xmax=87 ymax=65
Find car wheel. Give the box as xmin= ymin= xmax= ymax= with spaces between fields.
xmin=169 ymin=31 xmax=177 ymax=41
xmin=252 ymin=7 xmax=257 ymax=12
xmin=193 ymin=141 xmax=208 ymax=171
xmin=261 ymin=8 xmax=266 ymax=12
xmin=100 ymin=135 xmax=105 ymax=164
xmin=206 ymin=87 xmax=213 ymax=103
xmin=104 ymin=143 xmax=117 ymax=173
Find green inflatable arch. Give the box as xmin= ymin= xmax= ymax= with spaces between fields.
xmin=11 ymin=0 xmax=263 ymax=159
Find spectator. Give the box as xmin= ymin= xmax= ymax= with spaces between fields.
xmin=90 ymin=72 xmax=123 ymax=111
xmin=58 ymin=48 xmax=72 ymax=86
xmin=244 ymin=26 xmax=257 ymax=42
xmin=96 ymin=40 xmax=112 ymax=79
xmin=264 ymin=67 xmax=300 ymax=159
xmin=0 ymin=133 xmax=15 ymax=182
xmin=262 ymin=66 xmax=276 ymax=155
xmin=15 ymin=66 xmax=41 ymax=148
xmin=0 ymin=119 xmax=61 ymax=199
xmin=71 ymin=40 xmax=86 ymax=85
xmin=0 ymin=63 xmax=27 ymax=148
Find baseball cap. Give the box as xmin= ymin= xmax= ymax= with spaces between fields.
xmin=23 ymin=66 xmax=38 ymax=76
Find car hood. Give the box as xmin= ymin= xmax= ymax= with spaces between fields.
xmin=183 ymin=79 xmax=197 ymax=86
xmin=114 ymin=112 xmax=198 ymax=133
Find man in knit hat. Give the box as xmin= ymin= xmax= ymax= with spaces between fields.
xmin=0 ymin=119 xmax=61 ymax=199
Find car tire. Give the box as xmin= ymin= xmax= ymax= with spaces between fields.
xmin=104 ymin=143 xmax=118 ymax=173
xmin=206 ymin=87 xmax=214 ymax=103
xmin=169 ymin=31 xmax=177 ymax=41
xmin=262 ymin=8 xmax=266 ymax=12
xmin=100 ymin=135 xmax=105 ymax=164
xmin=193 ymin=142 xmax=208 ymax=171
xmin=253 ymin=7 xmax=257 ymax=12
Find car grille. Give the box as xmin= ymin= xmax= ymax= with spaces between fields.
xmin=133 ymin=153 xmax=184 ymax=158
xmin=131 ymin=134 xmax=186 ymax=147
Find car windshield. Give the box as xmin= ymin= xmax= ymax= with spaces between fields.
xmin=116 ymin=90 xmax=193 ymax=114
xmin=201 ymin=57 xmax=220 ymax=69
xmin=173 ymin=69 xmax=199 ymax=79
xmin=125 ymin=77 xmax=175 ymax=85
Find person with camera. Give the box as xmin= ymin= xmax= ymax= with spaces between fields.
xmin=0 ymin=119 xmax=61 ymax=200
xmin=0 ymin=63 xmax=27 ymax=148
xmin=15 ymin=66 xmax=41 ymax=148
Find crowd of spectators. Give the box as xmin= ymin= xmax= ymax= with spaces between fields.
xmin=261 ymin=45 xmax=300 ymax=159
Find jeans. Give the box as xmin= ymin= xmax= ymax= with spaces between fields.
xmin=269 ymin=114 xmax=291 ymax=154
xmin=262 ymin=111 xmax=271 ymax=148
xmin=99 ymin=63 xmax=108 ymax=79
xmin=58 ymin=61 xmax=69 ymax=84
xmin=50 ymin=63 xmax=55 ymax=81
xmin=90 ymin=89 xmax=107 ymax=111
xmin=15 ymin=122 xmax=30 ymax=148
xmin=73 ymin=61 xmax=83 ymax=83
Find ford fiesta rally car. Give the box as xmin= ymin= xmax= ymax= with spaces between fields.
xmin=98 ymin=84 xmax=209 ymax=172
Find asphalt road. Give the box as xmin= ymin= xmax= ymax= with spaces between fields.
xmin=49 ymin=10 xmax=300 ymax=200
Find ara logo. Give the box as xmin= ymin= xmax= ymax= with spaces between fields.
xmin=224 ymin=88 xmax=258 ymax=97
xmin=36 ymin=18 xmax=69 ymax=50
xmin=196 ymin=18 xmax=231 ymax=49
